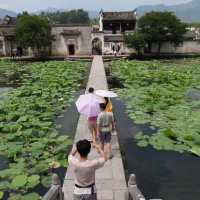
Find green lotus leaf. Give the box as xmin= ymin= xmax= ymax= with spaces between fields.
xmin=17 ymin=116 xmax=28 ymax=122
xmin=26 ymin=180 xmax=40 ymax=189
xmin=28 ymin=175 xmax=40 ymax=183
xmin=8 ymin=194 xmax=22 ymax=200
xmin=189 ymin=147 xmax=200 ymax=156
xmin=56 ymin=153 xmax=66 ymax=160
xmin=35 ymin=164 xmax=48 ymax=173
xmin=153 ymin=146 xmax=163 ymax=150
xmin=31 ymin=150 xmax=44 ymax=157
xmin=21 ymin=192 xmax=39 ymax=200
xmin=49 ymin=161 xmax=61 ymax=168
xmin=133 ymin=132 xmax=143 ymax=139
xmin=41 ymin=176 xmax=52 ymax=188
xmin=0 ymin=181 xmax=15 ymax=190
xmin=59 ymin=159 xmax=68 ymax=167
xmin=183 ymin=134 xmax=196 ymax=141
xmin=65 ymin=139 xmax=74 ymax=145
xmin=31 ymin=142 xmax=44 ymax=149
xmin=12 ymin=174 xmax=28 ymax=187
xmin=0 ymin=192 xmax=3 ymax=199
xmin=137 ymin=140 xmax=148 ymax=147
xmin=0 ymin=144 xmax=8 ymax=151
xmin=52 ymin=147 xmax=63 ymax=155
xmin=57 ymin=135 xmax=69 ymax=142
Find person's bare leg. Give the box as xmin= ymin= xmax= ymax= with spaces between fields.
xmin=107 ymin=142 xmax=111 ymax=155
xmin=100 ymin=142 xmax=104 ymax=151
xmin=93 ymin=126 xmax=97 ymax=140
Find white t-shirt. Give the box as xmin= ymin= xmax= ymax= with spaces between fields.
xmin=68 ymin=155 xmax=105 ymax=194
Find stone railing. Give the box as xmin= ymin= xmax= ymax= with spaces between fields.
xmin=42 ymin=174 xmax=63 ymax=200
xmin=125 ymin=174 xmax=163 ymax=200
xmin=125 ymin=174 xmax=146 ymax=200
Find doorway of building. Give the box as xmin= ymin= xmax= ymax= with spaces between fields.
xmin=92 ymin=38 xmax=102 ymax=55
xmin=68 ymin=45 xmax=75 ymax=55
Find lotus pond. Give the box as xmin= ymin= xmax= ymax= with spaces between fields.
xmin=0 ymin=60 xmax=88 ymax=200
xmin=108 ymin=58 xmax=200 ymax=199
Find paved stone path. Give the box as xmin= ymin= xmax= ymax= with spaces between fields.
xmin=62 ymin=55 xmax=127 ymax=200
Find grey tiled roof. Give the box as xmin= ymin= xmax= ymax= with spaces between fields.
xmin=102 ymin=10 xmax=137 ymax=20
xmin=0 ymin=26 xmax=15 ymax=36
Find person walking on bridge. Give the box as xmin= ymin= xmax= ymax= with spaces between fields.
xmin=68 ymin=139 xmax=107 ymax=200
xmin=97 ymin=103 xmax=115 ymax=159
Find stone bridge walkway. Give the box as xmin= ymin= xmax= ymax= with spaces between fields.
xmin=62 ymin=56 xmax=127 ymax=200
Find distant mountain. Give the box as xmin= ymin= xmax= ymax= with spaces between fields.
xmin=34 ymin=7 xmax=69 ymax=15
xmin=0 ymin=8 xmax=17 ymax=19
xmin=0 ymin=7 xmax=99 ymax=19
xmin=0 ymin=0 xmax=200 ymax=22
xmin=137 ymin=0 xmax=200 ymax=22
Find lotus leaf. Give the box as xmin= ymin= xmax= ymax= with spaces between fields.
xmin=26 ymin=180 xmax=40 ymax=189
xmin=12 ymin=174 xmax=28 ymax=187
xmin=137 ymin=140 xmax=148 ymax=147
xmin=28 ymin=175 xmax=40 ymax=183
xmin=21 ymin=192 xmax=39 ymax=200
xmin=59 ymin=159 xmax=68 ymax=167
xmin=57 ymin=135 xmax=69 ymax=142
xmin=0 ymin=192 xmax=3 ymax=199
xmin=35 ymin=164 xmax=48 ymax=173
xmin=0 ymin=181 xmax=15 ymax=190
xmin=189 ymin=147 xmax=200 ymax=156
xmin=49 ymin=161 xmax=61 ymax=168
xmin=41 ymin=176 xmax=52 ymax=188
xmin=31 ymin=142 xmax=44 ymax=149
xmin=8 ymin=194 xmax=22 ymax=200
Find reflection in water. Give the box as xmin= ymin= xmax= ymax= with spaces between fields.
xmin=112 ymin=97 xmax=200 ymax=200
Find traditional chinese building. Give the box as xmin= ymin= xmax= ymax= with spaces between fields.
xmin=1 ymin=10 xmax=199 ymax=57
xmin=95 ymin=9 xmax=137 ymax=54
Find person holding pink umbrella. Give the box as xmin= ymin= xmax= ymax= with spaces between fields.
xmin=87 ymin=87 xmax=98 ymax=143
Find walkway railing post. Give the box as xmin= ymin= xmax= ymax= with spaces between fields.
xmin=125 ymin=174 xmax=146 ymax=200
xmin=42 ymin=173 xmax=63 ymax=200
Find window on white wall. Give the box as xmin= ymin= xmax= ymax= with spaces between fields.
xmin=104 ymin=42 xmax=109 ymax=47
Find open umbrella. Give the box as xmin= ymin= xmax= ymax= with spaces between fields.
xmin=95 ymin=90 xmax=118 ymax=98
xmin=75 ymin=93 xmax=103 ymax=117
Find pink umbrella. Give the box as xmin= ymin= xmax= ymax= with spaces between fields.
xmin=75 ymin=93 xmax=103 ymax=117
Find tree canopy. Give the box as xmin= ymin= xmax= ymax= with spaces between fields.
xmin=137 ymin=11 xmax=188 ymax=55
xmin=123 ymin=32 xmax=146 ymax=56
xmin=14 ymin=14 xmax=56 ymax=53
xmin=39 ymin=9 xmax=90 ymax=24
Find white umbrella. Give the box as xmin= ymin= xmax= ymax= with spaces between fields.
xmin=95 ymin=90 xmax=118 ymax=98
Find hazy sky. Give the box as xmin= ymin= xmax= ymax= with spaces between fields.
xmin=0 ymin=0 xmax=193 ymax=13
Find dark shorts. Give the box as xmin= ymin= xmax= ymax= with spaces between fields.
xmin=100 ymin=131 xmax=111 ymax=143
xmin=74 ymin=193 xmax=97 ymax=200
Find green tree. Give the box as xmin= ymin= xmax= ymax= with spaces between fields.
xmin=138 ymin=11 xmax=188 ymax=55
xmin=123 ymin=31 xmax=146 ymax=56
xmin=187 ymin=21 xmax=200 ymax=27
xmin=14 ymin=14 xmax=55 ymax=55
xmin=67 ymin=9 xmax=90 ymax=24
xmin=38 ymin=9 xmax=90 ymax=24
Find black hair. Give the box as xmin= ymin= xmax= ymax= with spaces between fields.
xmin=88 ymin=87 xmax=94 ymax=93
xmin=104 ymin=97 xmax=109 ymax=106
xmin=76 ymin=139 xmax=91 ymax=157
xmin=99 ymin=103 xmax=106 ymax=110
